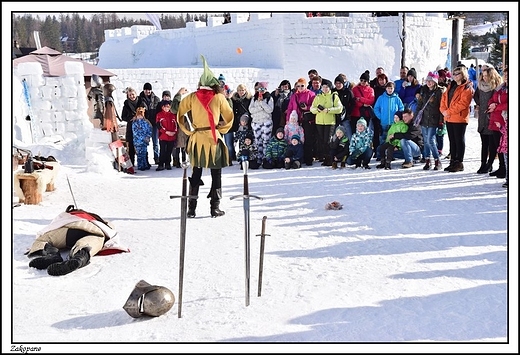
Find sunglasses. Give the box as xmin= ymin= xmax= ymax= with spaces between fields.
xmin=360 ymin=79 xmax=367 ymax=83
xmin=297 ymin=85 xmax=305 ymax=88
xmin=453 ymin=72 xmax=462 ymax=76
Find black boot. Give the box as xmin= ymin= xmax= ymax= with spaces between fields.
xmin=187 ymin=199 xmax=197 ymax=218
xmin=376 ymin=159 xmax=386 ymax=169
xmin=187 ymin=183 xmax=200 ymax=218
xmin=490 ymin=167 xmax=506 ymax=178
xmin=477 ymin=161 xmax=492 ymax=174
xmin=47 ymin=247 xmax=90 ymax=276
xmin=208 ymin=188 xmax=225 ymax=218
xmin=29 ymin=243 xmax=63 ymax=270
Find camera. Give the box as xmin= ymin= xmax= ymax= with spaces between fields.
xmin=317 ymin=104 xmax=325 ymax=111
xmin=299 ymin=102 xmax=306 ymax=109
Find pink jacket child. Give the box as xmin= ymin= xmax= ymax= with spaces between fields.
xmin=284 ymin=110 xmax=305 ymax=143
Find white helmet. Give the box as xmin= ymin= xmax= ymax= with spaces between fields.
xmin=123 ymin=280 xmax=175 ymax=318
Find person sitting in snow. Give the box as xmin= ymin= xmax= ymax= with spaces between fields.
xmin=262 ymin=127 xmax=287 ymax=169
xmin=284 ymin=134 xmax=304 ymax=169
xmin=329 ymin=125 xmax=350 ymax=169
xmin=27 ymin=205 xmax=129 ymax=276
xmin=237 ymin=132 xmax=260 ymax=170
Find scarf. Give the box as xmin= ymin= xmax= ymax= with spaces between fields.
xmin=195 ymin=88 xmax=217 ymax=143
xmin=477 ymin=80 xmax=494 ymax=93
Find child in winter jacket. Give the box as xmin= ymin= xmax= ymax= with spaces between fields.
xmin=346 ymin=118 xmax=373 ymax=169
xmin=284 ymin=134 xmax=304 ymax=169
xmin=329 ymin=125 xmax=350 ymax=169
xmin=156 ymin=100 xmax=178 ymax=170
xmin=262 ymin=127 xmax=288 ymax=169
xmin=284 ymin=110 xmax=305 ymax=144
xmin=132 ymin=106 xmax=153 ymax=171
xmin=237 ymin=132 xmax=260 ymax=170
xmin=234 ymin=114 xmax=254 ymax=151
xmin=376 ymin=111 xmax=409 ymax=170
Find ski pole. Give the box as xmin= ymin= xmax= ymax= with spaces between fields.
xmin=257 ymin=216 xmax=270 ymax=297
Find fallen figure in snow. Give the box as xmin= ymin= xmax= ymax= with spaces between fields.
xmin=26 ymin=205 xmax=129 ymax=276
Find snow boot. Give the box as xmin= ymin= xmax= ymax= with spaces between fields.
xmin=376 ymin=159 xmax=386 ymax=169
xmin=433 ymin=159 xmax=442 ymax=170
xmin=208 ymin=188 xmax=225 ymax=218
xmin=29 ymin=243 xmax=63 ymax=270
xmin=331 ymin=162 xmax=338 ymax=170
xmin=47 ymin=247 xmax=90 ymax=276
xmin=422 ymin=159 xmax=431 ymax=170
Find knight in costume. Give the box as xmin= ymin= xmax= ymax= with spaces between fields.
xmin=27 ymin=205 xmax=129 ymax=276
xmin=177 ymin=55 xmax=234 ymax=218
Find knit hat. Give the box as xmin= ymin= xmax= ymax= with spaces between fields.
xmin=245 ymin=132 xmax=254 ymax=142
xmin=291 ymin=134 xmax=300 ymax=142
xmin=394 ymin=111 xmax=403 ymax=120
xmin=258 ymin=81 xmax=268 ymax=89
xmin=426 ymin=71 xmax=439 ymax=84
xmin=360 ymin=70 xmax=370 ymax=82
xmin=336 ymin=125 xmax=346 ymax=135
xmin=143 ymin=82 xmax=152 ymax=90
xmin=321 ymin=78 xmax=333 ymax=88
xmin=276 ymin=127 xmax=284 ymax=135
xmin=240 ymin=113 xmax=250 ymax=123
xmin=356 ymin=117 xmax=367 ymax=128
xmin=407 ymin=68 xmax=417 ymax=79
xmin=162 ymin=90 xmax=171 ymax=98
xmin=289 ymin=110 xmax=298 ymax=120
xmin=199 ymin=55 xmax=220 ymax=87
xmin=218 ymin=73 xmax=226 ymax=82
xmin=334 ymin=75 xmax=345 ymax=85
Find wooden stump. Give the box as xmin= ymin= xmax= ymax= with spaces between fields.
xmin=18 ymin=175 xmax=42 ymax=205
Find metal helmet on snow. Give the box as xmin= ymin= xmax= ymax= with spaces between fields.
xmin=90 ymin=74 xmax=103 ymax=88
xmin=123 ymin=280 xmax=175 ymax=318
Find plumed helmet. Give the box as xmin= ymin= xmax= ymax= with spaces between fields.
xmin=123 ymin=280 xmax=175 ymax=318
xmin=91 ymin=74 xmax=103 ymax=88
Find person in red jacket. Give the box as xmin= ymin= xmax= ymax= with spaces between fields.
xmin=486 ymin=67 xmax=508 ymax=179
xmin=440 ymin=66 xmax=474 ymax=172
xmin=350 ymin=70 xmax=375 ymax=138
xmin=155 ymin=100 xmax=178 ymax=171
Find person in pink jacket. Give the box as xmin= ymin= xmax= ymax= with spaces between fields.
xmin=440 ymin=66 xmax=474 ymax=172
xmin=285 ymin=78 xmax=316 ymax=165
xmin=486 ymin=67 xmax=508 ymax=179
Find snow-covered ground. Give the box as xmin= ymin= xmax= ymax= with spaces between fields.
xmin=6 ymin=115 xmax=516 ymax=353
xmin=5 ymin=6 xmax=517 ymax=354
